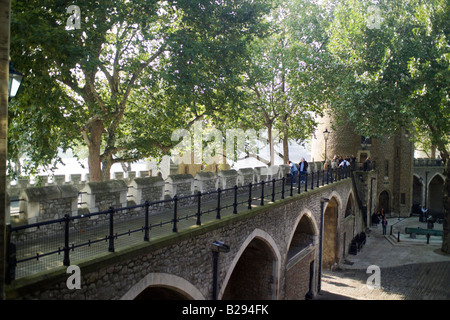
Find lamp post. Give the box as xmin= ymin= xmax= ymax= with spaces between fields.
xmin=318 ymin=197 xmax=329 ymax=295
xmin=323 ymin=129 xmax=330 ymax=163
xmin=1 ymin=0 xmax=11 ymax=300
xmin=8 ymin=61 xmax=23 ymax=101
xmin=1 ymin=0 xmax=22 ymax=300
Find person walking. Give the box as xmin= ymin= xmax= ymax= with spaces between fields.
xmin=381 ymin=217 xmax=388 ymax=235
xmin=289 ymin=161 xmax=298 ymax=185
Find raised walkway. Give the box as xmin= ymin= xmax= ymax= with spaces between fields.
xmin=318 ymin=216 xmax=450 ymax=300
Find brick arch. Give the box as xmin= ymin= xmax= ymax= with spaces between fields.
xmin=120 ymin=272 xmax=205 ymax=300
xmin=378 ymin=189 xmax=390 ymax=214
xmin=326 ymin=190 xmax=343 ymax=214
xmin=322 ymin=196 xmax=340 ymax=268
xmin=285 ymin=209 xmax=319 ymax=300
xmin=345 ymin=190 xmax=356 ymax=217
xmin=427 ymin=173 xmax=445 ymax=215
xmin=219 ymin=229 xmax=281 ymax=300
xmin=286 ymin=209 xmax=319 ymax=260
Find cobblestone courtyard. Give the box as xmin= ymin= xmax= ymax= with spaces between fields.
xmin=318 ymin=217 xmax=450 ymax=300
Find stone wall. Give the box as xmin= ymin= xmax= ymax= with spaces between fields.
xmin=7 ymin=166 xmax=293 ymax=228
xmin=6 ymin=178 xmax=357 ymax=300
xmin=311 ymin=112 xmax=414 ymax=218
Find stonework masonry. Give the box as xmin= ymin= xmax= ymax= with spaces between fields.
xmin=6 ymin=179 xmax=358 ymax=300
xmin=311 ymin=111 xmax=414 ymax=218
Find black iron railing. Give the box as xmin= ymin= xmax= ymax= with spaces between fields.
xmin=6 ymin=166 xmax=352 ymax=282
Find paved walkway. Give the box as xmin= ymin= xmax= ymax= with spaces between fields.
xmin=317 ymin=216 xmax=450 ymax=300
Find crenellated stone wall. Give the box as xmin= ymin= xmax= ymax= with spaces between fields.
xmin=5 ymin=178 xmax=357 ymax=300
xmin=9 ymin=165 xmax=320 ymax=227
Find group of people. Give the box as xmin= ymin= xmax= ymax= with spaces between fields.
xmin=288 ymin=158 xmax=309 ymax=184
xmin=289 ymin=154 xmax=355 ymax=184
xmin=323 ymin=155 xmax=355 ymax=171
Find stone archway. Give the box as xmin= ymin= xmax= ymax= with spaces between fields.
xmin=120 ymin=273 xmax=205 ymax=300
xmin=378 ymin=190 xmax=390 ymax=215
xmin=323 ymin=197 xmax=339 ymax=269
xmin=221 ymin=231 xmax=280 ymax=300
xmin=134 ymin=286 xmax=191 ymax=300
xmin=285 ymin=211 xmax=318 ymax=300
xmin=428 ymin=174 xmax=444 ymax=217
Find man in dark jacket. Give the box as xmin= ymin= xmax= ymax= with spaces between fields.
xmin=299 ymin=158 xmax=308 ymax=182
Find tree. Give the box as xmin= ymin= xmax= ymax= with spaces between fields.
xmin=234 ymin=0 xmax=331 ymax=165
xmin=9 ymin=0 xmax=270 ymax=181
xmin=326 ymin=0 xmax=450 ymax=252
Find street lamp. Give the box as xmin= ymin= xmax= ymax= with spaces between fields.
xmin=8 ymin=61 xmax=23 ymax=100
xmin=323 ymin=128 xmax=330 ymax=162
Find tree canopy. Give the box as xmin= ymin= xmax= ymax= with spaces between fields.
xmin=9 ymin=0 xmax=271 ymax=181
xmin=325 ymin=0 xmax=449 ymax=252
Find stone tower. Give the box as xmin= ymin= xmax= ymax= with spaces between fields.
xmin=311 ymin=111 xmax=414 ymax=218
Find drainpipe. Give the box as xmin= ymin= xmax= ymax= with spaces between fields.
xmin=211 ymin=241 xmax=230 ymax=300
xmin=318 ymin=197 xmax=329 ymax=295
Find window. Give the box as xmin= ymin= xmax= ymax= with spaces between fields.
xmin=361 ymin=136 xmax=372 ymax=145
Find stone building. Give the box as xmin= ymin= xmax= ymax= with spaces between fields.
xmin=310 ymin=111 xmax=414 ymax=219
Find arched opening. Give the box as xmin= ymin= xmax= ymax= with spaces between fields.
xmin=345 ymin=194 xmax=354 ymax=218
xmin=343 ymin=193 xmax=355 ymax=258
xmin=323 ymin=197 xmax=339 ymax=268
xmin=378 ymin=190 xmax=390 ymax=215
xmin=285 ymin=213 xmax=318 ymax=300
xmin=412 ymin=175 xmax=423 ymax=214
xmin=428 ymin=174 xmax=444 ymax=218
xmin=287 ymin=214 xmax=316 ymax=260
xmin=121 ymin=273 xmax=205 ymax=300
xmin=222 ymin=238 xmax=277 ymax=300
xmin=134 ymin=286 xmax=191 ymax=300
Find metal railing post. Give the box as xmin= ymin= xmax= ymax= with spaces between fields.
xmin=233 ymin=185 xmax=238 ymax=214
xmin=216 ymin=188 xmax=221 ymax=219
xmin=248 ymin=183 xmax=252 ymax=210
xmin=144 ymin=201 xmax=150 ymax=241
xmin=172 ymin=196 xmax=178 ymax=232
xmin=281 ymin=177 xmax=285 ymax=199
xmin=311 ymin=171 xmax=314 ymax=190
xmin=260 ymin=181 xmax=265 ymax=206
xmin=271 ymin=179 xmax=275 ymax=202
xmin=63 ymin=214 xmax=71 ymax=265
xmin=108 ymin=207 xmax=115 ymax=253
xmin=197 ymin=191 xmax=202 ymax=225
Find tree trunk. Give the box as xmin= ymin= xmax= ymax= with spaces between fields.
xmin=102 ymin=156 xmax=112 ymax=181
xmin=442 ymin=156 xmax=450 ymax=253
xmin=267 ymin=122 xmax=274 ymax=166
xmin=282 ymin=129 xmax=289 ymax=164
xmin=87 ymin=120 xmax=104 ymax=182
